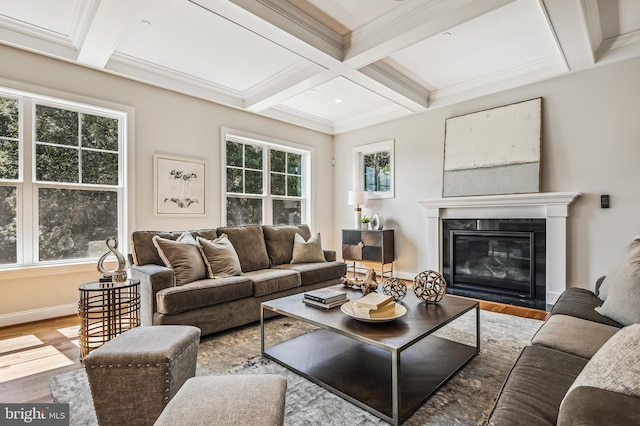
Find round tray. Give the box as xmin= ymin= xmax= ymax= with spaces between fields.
xmin=340 ymin=301 xmax=407 ymax=323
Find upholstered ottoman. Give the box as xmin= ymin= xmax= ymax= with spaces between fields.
xmin=154 ymin=375 xmax=287 ymax=426
xmin=84 ymin=325 xmax=201 ymax=426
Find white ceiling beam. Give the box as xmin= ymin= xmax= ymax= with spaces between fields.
xmin=191 ymin=0 xmax=429 ymax=113
xmin=76 ymin=0 xmax=142 ymax=68
xmin=343 ymin=0 xmax=518 ymax=69
xmin=245 ymin=66 xmax=336 ymax=112
xmin=541 ymin=0 xmax=596 ymax=71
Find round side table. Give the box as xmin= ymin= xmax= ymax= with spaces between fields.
xmin=78 ymin=279 xmax=141 ymax=360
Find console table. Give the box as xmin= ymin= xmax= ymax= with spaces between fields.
xmin=78 ymin=279 xmax=140 ymax=359
xmin=342 ymin=229 xmax=394 ymax=278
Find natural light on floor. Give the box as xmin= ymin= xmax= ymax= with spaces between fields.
xmin=57 ymin=326 xmax=79 ymax=339
xmin=0 ymin=333 xmax=75 ymax=383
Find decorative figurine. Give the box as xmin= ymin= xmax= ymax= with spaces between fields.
xmin=97 ymin=237 xmax=128 ymax=283
xmin=413 ymin=270 xmax=447 ymax=304
xmin=341 ymin=269 xmax=378 ymax=294
xmin=382 ymin=277 xmax=407 ymax=302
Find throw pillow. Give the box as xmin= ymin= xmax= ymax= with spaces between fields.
xmin=595 ymin=236 xmax=640 ymax=325
xmin=197 ymin=234 xmax=242 ymax=278
xmin=177 ymin=231 xmax=197 ymax=245
xmin=564 ymin=323 xmax=640 ymax=402
xmin=597 ymin=236 xmax=640 ymax=301
xmin=291 ymin=233 xmax=326 ymax=264
xmin=152 ymin=235 xmax=207 ymax=286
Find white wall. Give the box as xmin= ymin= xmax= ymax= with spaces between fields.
xmin=0 ymin=45 xmax=334 ymax=325
xmin=334 ymin=57 xmax=640 ymax=289
xmin=2 ymin=46 xmax=639 ymax=325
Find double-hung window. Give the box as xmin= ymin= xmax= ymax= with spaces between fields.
xmin=224 ymin=132 xmax=309 ymax=226
xmin=0 ymin=88 xmax=126 ymax=268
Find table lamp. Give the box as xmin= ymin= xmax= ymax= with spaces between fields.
xmin=348 ymin=190 xmax=368 ymax=229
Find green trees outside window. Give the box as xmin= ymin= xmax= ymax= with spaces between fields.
xmin=225 ymin=138 xmax=306 ymax=227
xmin=363 ymin=151 xmax=391 ymax=192
xmin=0 ymin=91 xmax=124 ymax=267
xmin=0 ymin=96 xmax=19 ymax=264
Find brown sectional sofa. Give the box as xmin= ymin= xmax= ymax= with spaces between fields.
xmin=486 ymin=278 xmax=640 ymax=425
xmin=129 ymin=224 xmax=346 ymax=336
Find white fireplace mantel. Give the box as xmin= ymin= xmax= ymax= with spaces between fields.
xmin=417 ymin=192 xmax=581 ymax=307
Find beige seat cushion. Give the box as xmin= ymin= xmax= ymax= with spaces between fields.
xmin=156 ymin=276 xmax=253 ymax=315
xmin=242 ymin=269 xmax=301 ymax=297
xmin=273 ymin=261 xmax=346 ymax=286
xmin=531 ymin=314 xmax=619 ymax=359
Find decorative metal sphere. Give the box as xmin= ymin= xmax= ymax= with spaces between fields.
xmin=413 ymin=270 xmax=447 ymax=304
xmin=382 ymin=277 xmax=407 ymax=302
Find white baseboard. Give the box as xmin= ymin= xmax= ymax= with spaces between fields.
xmin=0 ymin=304 xmax=77 ymax=327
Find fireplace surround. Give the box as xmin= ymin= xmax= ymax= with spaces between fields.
xmin=418 ymin=192 xmax=580 ymax=309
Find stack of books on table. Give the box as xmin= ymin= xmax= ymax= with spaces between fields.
xmin=303 ymin=288 xmax=348 ymax=309
xmin=352 ymin=293 xmax=396 ymax=318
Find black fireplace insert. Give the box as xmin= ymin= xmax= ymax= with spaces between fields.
xmin=443 ymin=219 xmax=546 ymax=309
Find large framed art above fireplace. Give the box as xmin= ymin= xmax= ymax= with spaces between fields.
xmin=418 ymin=192 xmax=580 ymax=310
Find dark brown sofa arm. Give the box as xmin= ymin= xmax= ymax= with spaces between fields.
xmin=130 ymin=264 xmax=175 ymax=326
xmin=558 ymin=386 xmax=640 ymax=426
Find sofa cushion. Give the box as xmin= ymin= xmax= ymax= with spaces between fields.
xmin=487 ymin=345 xmax=588 ymax=426
xmin=242 ymin=269 xmax=301 ymax=297
xmin=558 ymin=386 xmax=640 ymax=426
xmin=567 ymin=323 xmax=640 ymax=399
xmin=132 ymin=231 xmax=180 ymax=266
xmin=262 ymin=224 xmax=312 ymax=266
xmin=152 ymin=236 xmax=207 ymax=286
xmin=156 ymin=276 xmax=254 ymax=315
xmin=217 ymin=225 xmax=269 ymax=272
xmin=197 ymin=235 xmax=242 ymax=278
xmin=291 ymin=233 xmax=326 ymax=264
xmin=550 ymin=287 xmax=622 ymax=327
xmin=595 ymin=237 xmax=640 ymax=325
xmin=131 ymin=229 xmax=218 ymax=266
xmin=597 ymin=236 xmax=640 ymax=301
xmin=273 ymin=261 xmax=346 ymax=286
xmin=531 ymin=314 xmax=619 ymax=359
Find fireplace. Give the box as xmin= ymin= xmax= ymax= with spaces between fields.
xmin=443 ymin=219 xmax=546 ymax=309
xmin=418 ymin=192 xmax=580 ymax=309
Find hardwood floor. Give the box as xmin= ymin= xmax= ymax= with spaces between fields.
xmin=0 ymin=300 xmax=547 ymax=404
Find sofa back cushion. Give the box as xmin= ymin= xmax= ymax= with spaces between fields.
xmin=263 ymin=225 xmax=312 ymax=266
xmin=131 ymin=228 xmax=217 ymax=266
xmin=217 ymin=225 xmax=269 ymax=272
xmin=132 ymin=231 xmax=181 ymax=266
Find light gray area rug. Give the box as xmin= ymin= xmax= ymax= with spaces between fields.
xmin=51 ymin=310 xmax=542 ymax=425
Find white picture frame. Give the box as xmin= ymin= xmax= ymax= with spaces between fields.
xmin=353 ymin=139 xmax=395 ymax=199
xmin=154 ymin=154 xmax=206 ymax=216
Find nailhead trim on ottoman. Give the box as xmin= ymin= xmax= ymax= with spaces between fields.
xmin=154 ymin=375 xmax=287 ymax=426
xmin=84 ymin=325 xmax=201 ymax=426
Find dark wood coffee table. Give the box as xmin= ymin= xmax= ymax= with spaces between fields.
xmin=261 ymin=285 xmax=479 ymax=425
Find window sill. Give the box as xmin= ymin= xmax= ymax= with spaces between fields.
xmin=0 ymin=262 xmax=99 ymax=281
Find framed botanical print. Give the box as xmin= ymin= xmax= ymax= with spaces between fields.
xmin=154 ymin=154 xmax=206 ymax=216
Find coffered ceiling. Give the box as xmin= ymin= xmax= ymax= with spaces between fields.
xmin=1 ymin=0 xmax=639 ymax=134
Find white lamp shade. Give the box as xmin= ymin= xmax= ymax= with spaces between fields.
xmin=348 ymin=190 xmax=368 ymax=206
